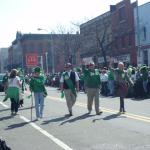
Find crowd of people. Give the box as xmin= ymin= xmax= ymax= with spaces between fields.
xmin=43 ymin=61 xmax=150 ymax=100
xmin=1 ymin=60 xmax=150 ymax=120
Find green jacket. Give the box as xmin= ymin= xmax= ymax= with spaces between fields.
xmin=108 ymin=69 xmax=114 ymax=81
xmin=82 ymin=65 xmax=101 ymax=88
xmin=29 ymin=75 xmax=46 ymax=92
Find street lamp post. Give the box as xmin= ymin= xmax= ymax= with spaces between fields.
xmin=45 ymin=51 xmax=48 ymax=74
xmin=38 ymin=55 xmax=43 ymax=71
xmin=51 ymin=34 xmax=55 ymax=74
xmin=37 ymin=28 xmax=55 ymax=74
xmin=136 ymin=0 xmax=141 ymax=65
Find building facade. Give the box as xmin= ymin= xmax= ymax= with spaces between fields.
xmin=80 ymin=0 xmax=137 ymax=67
xmin=134 ymin=2 xmax=150 ymax=66
xmin=8 ymin=32 xmax=81 ymax=73
xmin=0 ymin=48 xmax=8 ymax=73
xmin=111 ymin=0 xmax=137 ymax=66
xmin=80 ymin=11 xmax=112 ymax=67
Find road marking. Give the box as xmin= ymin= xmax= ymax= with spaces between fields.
xmin=0 ymin=101 xmax=73 ymax=150
xmin=47 ymin=95 xmax=150 ymax=123
xmin=20 ymin=116 xmax=73 ymax=150
xmin=0 ymin=101 xmax=9 ymax=108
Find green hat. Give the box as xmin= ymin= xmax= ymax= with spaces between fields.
xmin=34 ymin=66 xmax=41 ymax=73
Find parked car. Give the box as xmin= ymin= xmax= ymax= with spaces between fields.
xmin=0 ymin=73 xmax=5 ymax=92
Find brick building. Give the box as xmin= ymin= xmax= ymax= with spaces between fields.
xmin=111 ymin=0 xmax=137 ymax=66
xmin=80 ymin=11 xmax=112 ymax=67
xmin=8 ymin=32 xmax=81 ymax=73
xmin=80 ymin=0 xmax=137 ymax=67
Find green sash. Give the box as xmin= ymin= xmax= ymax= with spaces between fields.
xmin=3 ymin=87 xmax=19 ymax=102
xmin=61 ymin=91 xmax=65 ymax=98
xmin=63 ymin=72 xmax=77 ymax=97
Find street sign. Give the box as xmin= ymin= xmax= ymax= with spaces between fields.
xmin=26 ymin=53 xmax=38 ymax=67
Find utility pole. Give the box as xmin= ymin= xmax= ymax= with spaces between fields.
xmin=38 ymin=55 xmax=43 ymax=71
xmin=136 ymin=0 xmax=141 ymax=65
xmin=45 ymin=52 xmax=48 ymax=74
xmin=51 ymin=34 xmax=55 ymax=74
xmin=37 ymin=28 xmax=55 ymax=74
xmin=40 ymin=55 xmax=43 ymax=71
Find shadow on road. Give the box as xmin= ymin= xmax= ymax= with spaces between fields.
xmin=5 ymin=122 xmax=29 ymax=130
xmin=0 ymin=108 xmax=10 ymax=113
xmin=0 ymin=115 xmax=13 ymax=121
xmin=19 ymin=106 xmax=35 ymax=111
xmin=103 ymin=113 xmax=126 ymax=120
xmin=41 ymin=115 xmax=71 ymax=125
xmin=60 ymin=113 xmax=95 ymax=125
xmin=92 ymin=113 xmax=126 ymax=123
xmin=130 ymin=97 xmax=150 ymax=101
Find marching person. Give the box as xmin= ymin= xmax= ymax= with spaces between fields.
xmin=82 ymin=61 xmax=102 ymax=115
xmin=109 ymin=58 xmax=134 ymax=113
xmin=3 ymin=69 xmax=22 ymax=115
xmin=60 ymin=63 xmax=79 ymax=116
xmin=17 ymin=68 xmax=27 ymax=107
xmin=2 ymin=71 xmax=9 ymax=93
xmin=29 ymin=66 xmax=47 ymax=120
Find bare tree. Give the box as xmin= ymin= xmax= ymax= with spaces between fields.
xmin=95 ymin=15 xmax=112 ymax=67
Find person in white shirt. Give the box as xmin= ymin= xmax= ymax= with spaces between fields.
xmin=60 ymin=63 xmax=79 ymax=116
xmin=100 ymin=69 xmax=108 ymax=96
xmin=8 ymin=69 xmax=22 ymax=115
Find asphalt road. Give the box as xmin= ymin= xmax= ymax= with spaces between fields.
xmin=0 ymin=87 xmax=150 ymax=150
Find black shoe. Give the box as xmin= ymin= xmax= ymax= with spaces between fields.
xmin=69 ymin=111 xmax=73 ymax=116
xmin=14 ymin=112 xmax=18 ymax=115
xmin=96 ymin=111 xmax=103 ymax=115
xmin=88 ymin=110 xmax=91 ymax=114
xmin=122 ymin=110 xmax=126 ymax=114
xmin=11 ymin=112 xmax=14 ymax=116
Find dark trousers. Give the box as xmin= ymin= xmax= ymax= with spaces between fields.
xmin=119 ymin=96 xmax=125 ymax=112
xmin=101 ymin=82 xmax=108 ymax=96
xmin=10 ymin=98 xmax=19 ymax=113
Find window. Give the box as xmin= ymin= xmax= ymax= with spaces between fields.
xmin=142 ymin=26 xmax=147 ymax=41
xmin=115 ymin=37 xmax=118 ymax=49
xmin=29 ymin=43 xmax=34 ymax=52
xmin=128 ymin=34 xmax=132 ymax=46
xmin=37 ymin=43 xmax=43 ymax=54
xmin=119 ymin=7 xmax=126 ymax=22
xmin=22 ymin=44 xmax=27 ymax=51
xmin=143 ymin=50 xmax=148 ymax=65
xmin=121 ymin=36 xmax=125 ymax=48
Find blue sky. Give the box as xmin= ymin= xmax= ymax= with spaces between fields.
xmin=0 ymin=0 xmax=149 ymax=47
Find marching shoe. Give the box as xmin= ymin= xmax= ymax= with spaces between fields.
xmin=96 ymin=111 xmax=103 ymax=115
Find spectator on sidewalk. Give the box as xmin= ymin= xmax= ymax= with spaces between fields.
xmin=100 ymin=68 xmax=108 ymax=96
xmin=107 ymin=68 xmax=115 ymax=96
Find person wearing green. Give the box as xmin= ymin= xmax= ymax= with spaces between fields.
xmin=2 ymin=71 xmax=9 ymax=93
xmin=140 ymin=65 xmax=149 ymax=97
xmin=82 ymin=61 xmax=102 ymax=115
xmin=3 ymin=69 xmax=22 ymax=115
xmin=60 ymin=63 xmax=79 ymax=116
xmin=109 ymin=59 xmax=134 ymax=113
xmin=29 ymin=66 xmax=47 ymax=120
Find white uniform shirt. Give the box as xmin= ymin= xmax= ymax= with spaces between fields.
xmin=60 ymin=71 xmax=79 ymax=83
xmin=100 ymin=73 xmax=108 ymax=82
xmin=8 ymin=76 xmax=20 ymax=88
